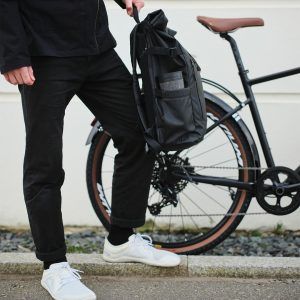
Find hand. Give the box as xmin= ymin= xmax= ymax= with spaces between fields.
xmin=124 ymin=0 xmax=144 ymax=17
xmin=3 ymin=66 xmax=35 ymax=86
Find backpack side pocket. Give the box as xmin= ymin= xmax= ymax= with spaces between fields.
xmin=155 ymin=87 xmax=196 ymax=145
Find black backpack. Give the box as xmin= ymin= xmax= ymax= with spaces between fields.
xmin=130 ymin=8 xmax=207 ymax=154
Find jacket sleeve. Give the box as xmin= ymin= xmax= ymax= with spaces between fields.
xmin=114 ymin=0 xmax=126 ymax=9
xmin=0 ymin=0 xmax=31 ymax=74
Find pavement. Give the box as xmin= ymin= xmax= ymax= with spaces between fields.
xmin=1 ymin=274 xmax=300 ymax=300
xmin=0 ymin=253 xmax=300 ymax=299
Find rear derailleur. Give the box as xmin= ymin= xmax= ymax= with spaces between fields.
xmin=148 ymin=185 xmax=179 ymax=216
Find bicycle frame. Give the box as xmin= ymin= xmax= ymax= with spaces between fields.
xmin=171 ymin=33 xmax=300 ymax=193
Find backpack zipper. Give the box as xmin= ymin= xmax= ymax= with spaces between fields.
xmin=94 ymin=0 xmax=100 ymax=50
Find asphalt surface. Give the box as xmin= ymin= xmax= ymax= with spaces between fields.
xmin=0 ymin=275 xmax=299 ymax=300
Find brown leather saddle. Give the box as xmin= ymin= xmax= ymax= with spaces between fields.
xmin=197 ymin=16 xmax=264 ymax=33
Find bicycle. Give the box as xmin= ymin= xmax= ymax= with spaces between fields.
xmin=85 ymin=15 xmax=300 ymax=254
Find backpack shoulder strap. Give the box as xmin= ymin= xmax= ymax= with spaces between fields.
xmin=130 ymin=6 xmax=164 ymax=154
xmin=130 ymin=23 xmax=162 ymax=154
xmin=130 ymin=25 xmax=147 ymax=132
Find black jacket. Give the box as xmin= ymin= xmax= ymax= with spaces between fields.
xmin=0 ymin=0 xmax=126 ymax=74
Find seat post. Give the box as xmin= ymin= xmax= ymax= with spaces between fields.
xmin=220 ymin=33 xmax=250 ymax=95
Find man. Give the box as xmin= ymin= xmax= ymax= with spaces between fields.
xmin=0 ymin=0 xmax=181 ymax=299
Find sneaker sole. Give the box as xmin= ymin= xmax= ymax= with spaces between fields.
xmin=102 ymin=253 xmax=181 ymax=267
xmin=41 ymin=279 xmax=96 ymax=300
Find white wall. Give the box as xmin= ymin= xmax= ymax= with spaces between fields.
xmin=0 ymin=0 xmax=300 ymax=229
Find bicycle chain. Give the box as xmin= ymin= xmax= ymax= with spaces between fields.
xmin=167 ymin=164 xmax=270 ymax=217
xmin=173 ymin=164 xmax=268 ymax=171
xmin=156 ymin=212 xmax=268 ymax=217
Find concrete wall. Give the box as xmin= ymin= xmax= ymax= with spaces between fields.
xmin=0 ymin=0 xmax=299 ymax=229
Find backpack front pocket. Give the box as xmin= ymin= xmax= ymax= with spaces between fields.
xmin=155 ymin=87 xmax=196 ymax=145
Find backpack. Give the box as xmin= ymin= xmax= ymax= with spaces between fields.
xmin=130 ymin=8 xmax=207 ymax=154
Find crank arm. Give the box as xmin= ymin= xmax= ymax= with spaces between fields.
xmin=284 ymin=182 xmax=300 ymax=193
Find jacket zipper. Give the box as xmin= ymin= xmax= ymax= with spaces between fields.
xmin=94 ymin=0 xmax=100 ymax=50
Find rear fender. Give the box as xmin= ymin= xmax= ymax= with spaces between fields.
xmin=85 ymin=119 xmax=104 ymax=146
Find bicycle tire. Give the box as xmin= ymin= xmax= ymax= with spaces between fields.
xmin=86 ymin=98 xmax=256 ymax=254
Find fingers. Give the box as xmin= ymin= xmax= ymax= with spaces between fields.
xmin=125 ymin=0 xmax=133 ymax=16
xmin=2 ymin=66 xmax=35 ymax=86
xmin=20 ymin=67 xmax=35 ymax=85
xmin=125 ymin=0 xmax=144 ymax=16
xmin=8 ymin=73 xmax=18 ymax=85
xmin=135 ymin=1 xmax=144 ymax=11
xmin=28 ymin=66 xmax=36 ymax=82
xmin=14 ymin=71 xmax=24 ymax=85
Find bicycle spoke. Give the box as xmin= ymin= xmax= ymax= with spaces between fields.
xmin=179 ymin=200 xmax=201 ymax=232
xmin=181 ymin=191 xmax=214 ymax=224
xmin=189 ymin=141 xmax=230 ymax=160
xmin=149 ymin=189 xmax=158 ymax=204
xmin=190 ymin=182 xmax=227 ymax=210
xmin=203 ymin=126 xmax=219 ymax=141
xmin=181 ymin=144 xmax=199 ymax=158
xmin=214 ymin=185 xmax=231 ymax=192
xmin=150 ymin=192 xmax=161 ymax=232
xmin=151 ymin=215 xmax=157 ymax=232
xmin=179 ymin=200 xmax=187 ymax=241
xmin=167 ymin=205 xmax=173 ymax=243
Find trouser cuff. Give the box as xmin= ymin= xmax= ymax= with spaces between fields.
xmin=35 ymin=245 xmax=67 ymax=262
xmin=110 ymin=215 xmax=145 ymax=228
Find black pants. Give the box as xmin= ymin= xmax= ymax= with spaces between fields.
xmin=18 ymin=49 xmax=156 ymax=262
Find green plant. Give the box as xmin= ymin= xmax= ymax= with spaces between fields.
xmin=249 ymin=229 xmax=263 ymax=237
xmin=67 ymin=245 xmax=88 ymax=253
xmin=272 ymin=222 xmax=285 ymax=235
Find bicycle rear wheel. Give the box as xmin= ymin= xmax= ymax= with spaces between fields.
xmin=86 ymin=97 xmax=256 ymax=254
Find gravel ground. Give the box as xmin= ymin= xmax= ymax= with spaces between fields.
xmin=0 ymin=226 xmax=299 ymax=257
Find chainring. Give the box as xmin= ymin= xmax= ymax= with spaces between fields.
xmin=256 ymin=166 xmax=300 ymax=215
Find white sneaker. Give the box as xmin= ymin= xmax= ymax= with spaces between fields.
xmin=41 ymin=261 xmax=97 ymax=300
xmin=102 ymin=233 xmax=181 ymax=267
